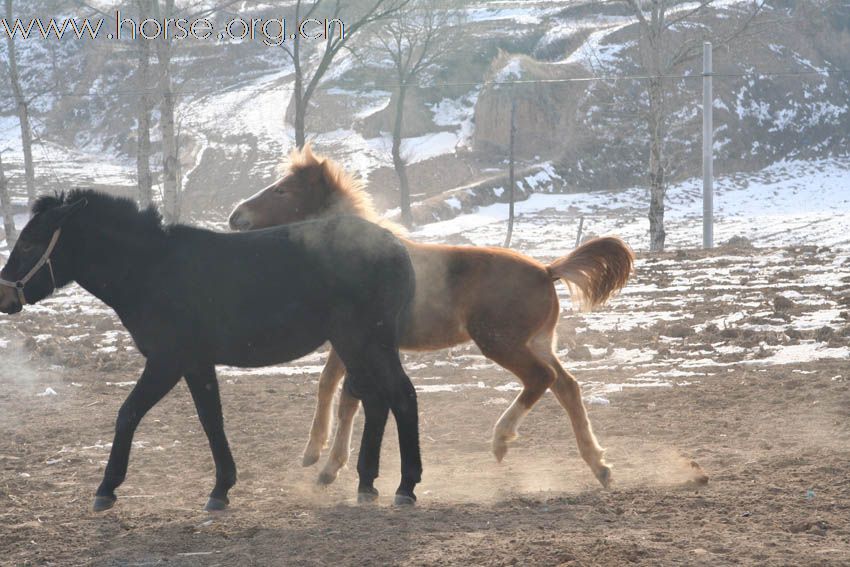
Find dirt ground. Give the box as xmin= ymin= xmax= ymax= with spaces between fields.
xmin=1 ymin=244 xmax=849 ymax=566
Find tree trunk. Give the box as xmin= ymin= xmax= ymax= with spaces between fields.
xmin=0 ymin=151 xmax=16 ymax=246
xmin=647 ymin=76 xmax=666 ymax=252
xmin=136 ymin=0 xmax=154 ymax=208
xmin=392 ymin=84 xmax=412 ymax=227
xmin=155 ymin=0 xmax=179 ymax=222
xmin=292 ymin=15 xmax=306 ymax=150
xmin=49 ymin=43 xmax=60 ymax=93
xmin=4 ymin=0 xmax=36 ymax=206
xmin=294 ymin=86 xmax=306 ymax=149
xmin=504 ymin=96 xmax=517 ymax=248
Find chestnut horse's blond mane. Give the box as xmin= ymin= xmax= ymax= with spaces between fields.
xmin=282 ymin=145 xmax=407 ymax=236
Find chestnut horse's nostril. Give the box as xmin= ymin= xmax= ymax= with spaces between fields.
xmin=228 ymin=210 xmax=252 ymax=231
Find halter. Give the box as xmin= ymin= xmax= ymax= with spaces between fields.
xmin=0 ymin=229 xmax=62 ymax=305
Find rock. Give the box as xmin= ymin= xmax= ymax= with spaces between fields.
xmin=815 ymin=326 xmax=834 ymax=342
xmin=568 ymin=345 xmax=592 ymax=361
xmin=785 ymin=327 xmax=803 ymax=340
xmin=725 ymin=235 xmax=754 ymax=249
xmin=688 ymin=460 xmax=710 ymax=486
xmin=661 ymin=323 xmax=694 ymax=338
xmin=773 ymin=295 xmax=796 ymax=311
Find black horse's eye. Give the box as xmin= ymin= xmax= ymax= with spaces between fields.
xmin=18 ymin=242 xmax=34 ymax=253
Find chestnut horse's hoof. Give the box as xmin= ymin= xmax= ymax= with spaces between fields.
xmin=302 ymin=451 xmax=320 ymax=467
xmin=92 ymin=495 xmax=116 ymax=512
xmin=393 ymin=493 xmax=416 ymax=507
xmin=317 ymin=469 xmax=339 ymax=486
xmin=596 ymin=466 xmax=612 ymax=489
xmin=357 ymin=486 xmax=379 ymax=504
xmin=205 ymin=497 xmax=229 ymax=512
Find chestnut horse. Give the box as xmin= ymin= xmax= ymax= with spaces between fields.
xmin=229 ymin=146 xmax=634 ymax=488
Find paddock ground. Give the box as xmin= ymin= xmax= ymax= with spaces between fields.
xmin=0 ymin=245 xmax=848 ymax=566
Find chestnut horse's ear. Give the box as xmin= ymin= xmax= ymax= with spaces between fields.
xmin=53 ymin=198 xmax=88 ymax=226
xmin=319 ymin=160 xmax=336 ymax=193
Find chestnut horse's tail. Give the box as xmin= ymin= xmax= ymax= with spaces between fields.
xmin=546 ymin=236 xmax=634 ymax=311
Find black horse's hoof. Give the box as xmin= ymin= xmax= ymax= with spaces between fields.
xmin=596 ymin=466 xmax=612 ymax=489
xmin=357 ymin=486 xmax=379 ymax=504
xmin=92 ymin=495 xmax=116 ymax=512
xmin=204 ymin=497 xmax=229 ymax=512
xmin=393 ymin=493 xmax=416 ymax=507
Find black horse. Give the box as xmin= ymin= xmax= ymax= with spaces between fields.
xmin=0 ymin=190 xmax=422 ymax=510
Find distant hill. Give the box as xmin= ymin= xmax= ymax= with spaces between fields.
xmin=0 ymin=0 xmax=847 ymax=223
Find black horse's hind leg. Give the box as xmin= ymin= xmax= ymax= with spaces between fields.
xmin=94 ymin=358 xmax=182 ymax=511
xmin=185 ymin=367 xmax=237 ymax=512
xmin=355 ymin=393 xmax=390 ymax=503
xmin=389 ymin=373 xmax=422 ymax=506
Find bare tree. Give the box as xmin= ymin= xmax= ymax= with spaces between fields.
xmin=136 ymin=0 xmax=155 ymax=208
xmin=3 ymin=0 xmax=35 ymax=205
xmin=0 ymin=150 xmax=15 ymax=245
xmin=284 ymin=0 xmax=409 ymax=149
xmin=151 ymin=0 xmax=180 ymax=222
xmin=376 ymin=0 xmax=460 ymax=227
xmin=621 ymin=0 xmax=765 ymax=251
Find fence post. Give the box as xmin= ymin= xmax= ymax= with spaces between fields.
xmin=702 ymin=41 xmax=714 ymax=249
xmin=503 ymin=93 xmax=517 ymax=248
xmin=575 ymin=216 xmax=584 ymax=248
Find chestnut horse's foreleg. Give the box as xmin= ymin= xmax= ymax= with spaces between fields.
xmin=302 ymin=349 xmax=346 ymax=467
xmin=93 ymin=358 xmax=182 ymax=512
xmin=546 ymin=357 xmax=611 ymax=488
xmin=317 ymin=387 xmax=359 ymax=485
xmin=185 ymin=366 xmax=238 ymax=511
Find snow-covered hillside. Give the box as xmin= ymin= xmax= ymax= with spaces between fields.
xmin=414 ymin=157 xmax=850 ymax=252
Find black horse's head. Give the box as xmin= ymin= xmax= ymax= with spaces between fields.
xmin=0 ymin=195 xmax=87 ymax=314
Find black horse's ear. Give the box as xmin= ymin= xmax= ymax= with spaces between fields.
xmin=53 ymin=198 xmax=88 ymax=226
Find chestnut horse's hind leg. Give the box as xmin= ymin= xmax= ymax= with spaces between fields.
xmin=474 ymin=342 xmax=556 ymax=463
xmin=317 ymin=387 xmax=359 ymax=485
xmin=302 ymin=349 xmax=346 ymax=467
xmin=545 ymin=355 xmax=611 ymax=488
xmin=185 ymin=367 xmax=238 ymax=511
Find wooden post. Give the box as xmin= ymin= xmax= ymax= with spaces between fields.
xmin=503 ymin=94 xmax=517 ymax=248
xmin=702 ymin=42 xmax=714 ymax=249
xmin=575 ymin=216 xmax=584 ymax=248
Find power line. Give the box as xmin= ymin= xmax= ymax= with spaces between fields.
xmin=9 ymin=67 xmax=848 ymax=100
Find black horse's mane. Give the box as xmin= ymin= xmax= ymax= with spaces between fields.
xmin=33 ymin=189 xmax=167 ymax=238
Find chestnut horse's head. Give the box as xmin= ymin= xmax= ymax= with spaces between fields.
xmin=229 ymin=144 xmax=395 ymax=233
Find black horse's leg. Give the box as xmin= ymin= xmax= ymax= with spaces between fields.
xmin=185 ymin=366 xmax=237 ymax=512
xmin=355 ymin=392 xmax=390 ymax=503
xmin=389 ymin=370 xmax=422 ymax=506
xmin=93 ymin=358 xmax=182 ymax=512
